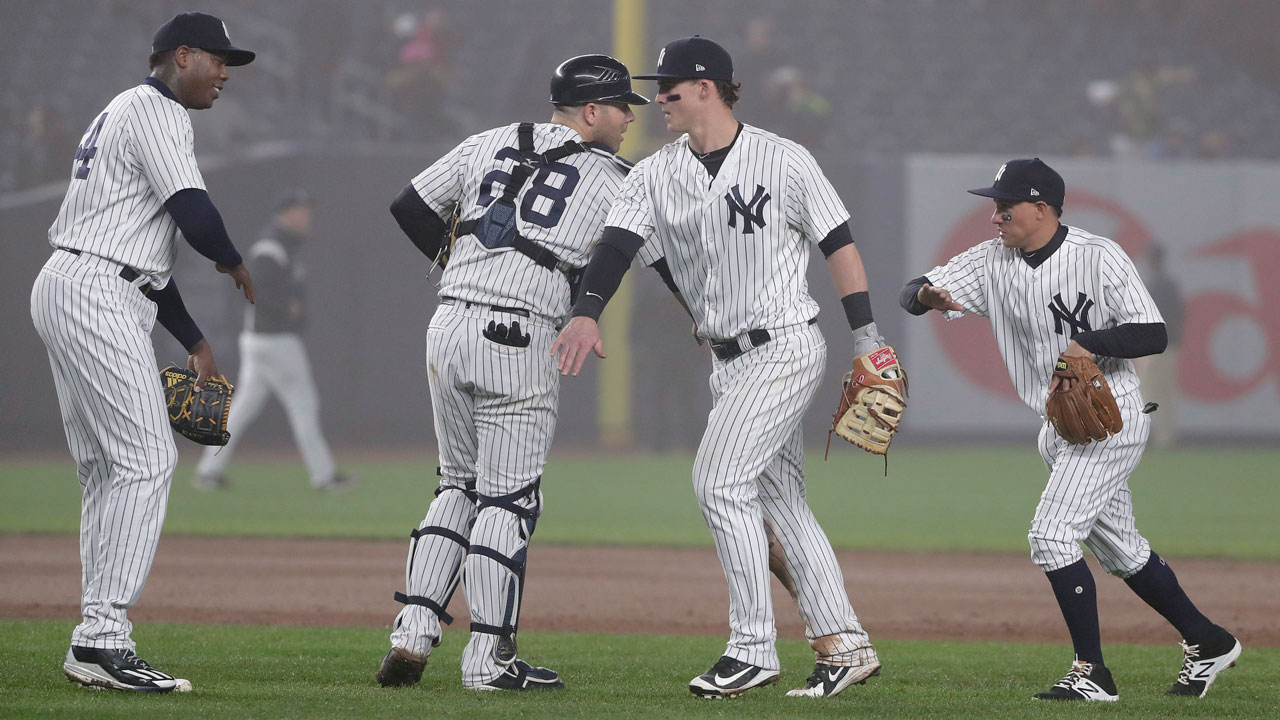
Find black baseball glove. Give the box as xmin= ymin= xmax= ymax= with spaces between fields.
xmin=160 ymin=365 xmax=233 ymax=446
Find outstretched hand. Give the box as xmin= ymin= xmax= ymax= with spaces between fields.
xmin=218 ymin=262 xmax=255 ymax=303
xmin=917 ymin=284 xmax=963 ymax=312
xmin=551 ymin=316 xmax=606 ymax=376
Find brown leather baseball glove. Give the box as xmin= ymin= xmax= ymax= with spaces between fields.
xmin=826 ymin=346 xmax=908 ymax=470
xmin=161 ymin=365 xmax=233 ymax=446
xmin=1045 ymin=354 xmax=1123 ymax=445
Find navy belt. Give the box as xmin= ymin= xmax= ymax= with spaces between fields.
xmin=709 ymin=318 xmax=817 ymax=361
xmin=441 ymin=297 xmax=530 ymax=318
xmin=60 ymin=248 xmax=144 ymax=283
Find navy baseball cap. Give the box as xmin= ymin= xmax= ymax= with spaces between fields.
xmin=968 ymin=158 xmax=1065 ymax=207
xmin=152 ymin=12 xmax=255 ymax=66
xmin=635 ymin=35 xmax=733 ymax=82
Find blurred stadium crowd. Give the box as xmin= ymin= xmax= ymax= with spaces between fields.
xmin=5 ymin=0 xmax=1280 ymax=193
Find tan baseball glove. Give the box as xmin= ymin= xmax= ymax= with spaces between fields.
xmin=1045 ymin=354 xmax=1123 ymax=444
xmin=826 ymin=346 xmax=908 ymax=471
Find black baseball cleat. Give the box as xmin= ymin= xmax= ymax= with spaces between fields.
xmin=375 ymin=647 xmax=427 ymax=688
xmin=468 ymin=659 xmax=563 ymax=691
xmin=1034 ymin=660 xmax=1118 ymax=701
xmin=688 ymin=655 xmax=780 ymax=699
xmin=63 ymin=646 xmax=178 ymax=692
xmin=786 ymin=660 xmax=881 ymax=698
xmin=1166 ymin=626 xmax=1242 ymax=698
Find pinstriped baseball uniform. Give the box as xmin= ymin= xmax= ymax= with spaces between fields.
xmin=609 ymin=123 xmax=874 ymax=672
xmin=389 ymin=122 xmax=630 ymax=686
xmin=923 ymin=225 xmax=1163 ymax=574
xmin=30 ymin=80 xmax=205 ymax=651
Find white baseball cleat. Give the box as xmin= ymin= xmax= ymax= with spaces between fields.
xmin=786 ymin=660 xmax=881 ymax=697
xmin=1166 ymin=626 xmax=1242 ymax=698
xmin=688 ymin=655 xmax=780 ymax=698
xmin=64 ymin=646 xmax=179 ymax=692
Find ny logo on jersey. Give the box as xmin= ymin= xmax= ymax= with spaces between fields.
xmin=1048 ymin=292 xmax=1095 ymax=336
xmin=724 ymin=184 xmax=770 ymax=234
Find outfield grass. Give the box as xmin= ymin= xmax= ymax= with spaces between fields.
xmin=2 ymin=447 xmax=1276 ymax=559
xmin=1 ymin=620 xmax=1276 ymax=719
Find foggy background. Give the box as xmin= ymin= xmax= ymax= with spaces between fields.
xmin=4 ymin=0 xmax=1279 ymax=458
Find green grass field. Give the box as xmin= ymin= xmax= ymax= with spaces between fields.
xmin=2 ymin=620 xmax=1277 ymax=719
xmin=2 ymin=446 xmax=1277 ymax=717
xmin=3 ymin=447 xmax=1277 ymax=557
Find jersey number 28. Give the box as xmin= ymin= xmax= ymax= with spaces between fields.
xmin=476 ymin=147 xmax=580 ymax=228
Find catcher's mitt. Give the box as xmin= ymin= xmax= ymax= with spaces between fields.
xmin=1045 ymin=354 xmax=1123 ymax=445
xmin=826 ymin=346 xmax=908 ymax=472
xmin=160 ymin=365 xmax=233 ymax=446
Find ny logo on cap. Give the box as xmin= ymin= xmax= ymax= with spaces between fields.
xmin=656 ymin=47 xmax=667 ymax=68
xmin=994 ymin=163 xmax=1007 ymax=182
xmin=222 ymin=20 xmax=231 ymax=41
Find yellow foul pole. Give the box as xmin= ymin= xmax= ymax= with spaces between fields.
xmin=599 ymin=0 xmax=647 ymax=447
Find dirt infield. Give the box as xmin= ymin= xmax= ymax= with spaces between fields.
xmin=3 ymin=534 xmax=1277 ymax=647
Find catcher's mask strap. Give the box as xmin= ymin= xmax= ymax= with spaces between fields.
xmin=410 ymin=525 xmax=470 ymax=549
xmin=393 ymin=591 xmax=454 ymax=625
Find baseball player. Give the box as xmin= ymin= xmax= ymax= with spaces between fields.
xmin=29 ymin=12 xmax=255 ymax=692
xmin=375 ymin=54 xmax=648 ymax=691
xmin=900 ymin=158 xmax=1240 ymax=701
xmin=193 ymin=190 xmax=355 ymax=492
xmin=552 ymin=36 xmax=887 ymax=699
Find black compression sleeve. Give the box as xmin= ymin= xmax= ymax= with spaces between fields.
xmin=817 ymin=223 xmax=855 ymax=258
xmin=150 ymin=277 xmax=204 ymax=351
xmin=1073 ymin=323 xmax=1168 ymax=359
xmin=390 ymin=185 xmax=449 ymax=260
xmin=165 ymin=189 xmax=242 ymax=267
xmin=571 ymin=227 xmax=645 ymax=320
xmin=650 ymin=257 xmax=680 ymax=296
xmin=899 ymin=275 xmax=932 ymax=315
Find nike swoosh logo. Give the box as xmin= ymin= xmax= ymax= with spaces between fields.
xmin=827 ymin=669 xmax=845 ymax=683
xmin=586 ymin=292 xmax=603 ymax=300
xmin=714 ymin=667 xmax=752 ymax=686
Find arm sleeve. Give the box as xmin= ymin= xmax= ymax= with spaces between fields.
xmin=784 ymin=143 xmax=850 ymax=242
xmin=150 ymin=277 xmax=204 ymax=352
xmin=570 ymin=227 xmax=645 ymax=320
xmin=1074 ymin=322 xmax=1168 ymax=359
xmin=923 ymin=241 xmax=994 ymax=318
xmin=899 ymin=275 xmax=933 ymax=315
xmin=817 ymin=222 xmax=855 ymax=258
xmin=164 ymin=189 xmax=243 ymax=267
xmin=389 ymin=184 xmax=449 ymax=260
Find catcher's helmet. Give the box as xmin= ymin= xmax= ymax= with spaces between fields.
xmin=550 ymin=54 xmax=650 ymax=106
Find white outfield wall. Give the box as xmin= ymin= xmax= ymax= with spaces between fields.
xmin=903 ymin=154 xmax=1280 ymax=439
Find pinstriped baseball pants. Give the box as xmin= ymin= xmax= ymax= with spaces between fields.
xmin=392 ymin=301 xmax=559 ymax=686
xmin=694 ymin=323 xmax=871 ymax=671
xmin=30 ymin=251 xmax=177 ymax=650
xmin=1030 ymin=391 xmax=1154 ymax=576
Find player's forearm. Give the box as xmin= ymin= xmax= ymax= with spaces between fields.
xmin=1073 ymin=322 xmax=1168 ymax=359
xmin=150 ymin=277 xmax=205 ymax=352
xmin=570 ymin=227 xmax=643 ymax=321
xmin=824 ymin=239 xmax=868 ymax=297
xmin=164 ymin=189 xmax=243 ymax=268
xmin=389 ymin=185 xmax=448 ymax=260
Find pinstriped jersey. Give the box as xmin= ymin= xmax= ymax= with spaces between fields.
xmin=411 ymin=122 xmax=631 ymax=318
xmin=609 ymin=123 xmax=848 ymax=341
xmin=48 ymin=82 xmax=206 ymax=287
xmin=925 ymin=225 xmax=1163 ymax=414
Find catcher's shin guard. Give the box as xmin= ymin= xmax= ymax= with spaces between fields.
xmin=465 ymin=478 xmax=542 ymax=666
xmin=390 ymin=475 xmax=478 ymax=654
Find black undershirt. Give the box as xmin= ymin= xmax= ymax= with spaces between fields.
xmin=689 ymin=122 xmax=743 ymax=178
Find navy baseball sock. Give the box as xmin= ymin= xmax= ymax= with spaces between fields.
xmin=1045 ymin=559 xmax=1104 ymax=666
xmin=1123 ymin=552 xmax=1215 ymax=644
